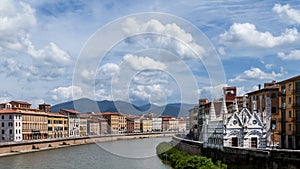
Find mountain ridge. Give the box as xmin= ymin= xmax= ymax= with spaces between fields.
xmin=50 ymin=98 xmax=195 ymax=117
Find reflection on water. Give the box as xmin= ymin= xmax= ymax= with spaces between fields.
xmin=0 ymin=137 xmax=172 ymax=169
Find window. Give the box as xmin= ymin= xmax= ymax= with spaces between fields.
xmin=9 ymin=129 xmax=12 ymax=134
xmin=1 ymin=130 xmax=4 ymax=134
xmin=296 ymin=82 xmax=300 ymax=92
xmin=289 ymin=84 xmax=292 ymax=91
xmin=282 ymin=85 xmax=286 ymax=93
xmin=289 ymin=97 xmax=292 ymax=105
xmin=289 ymin=111 xmax=292 ymax=118
xmin=271 ymin=107 xmax=277 ymax=114
xmin=9 ymin=115 xmax=12 ymax=119
xmin=288 ymin=124 xmax=292 ymax=131
xmin=271 ymin=93 xmax=277 ymax=98
xmin=1 ymin=115 xmax=4 ymax=119
xmin=1 ymin=122 xmax=4 ymax=127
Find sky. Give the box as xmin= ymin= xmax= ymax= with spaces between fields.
xmin=0 ymin=0 xmax=300 ymax=107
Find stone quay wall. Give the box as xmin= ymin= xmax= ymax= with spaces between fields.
xmin=172 ymin=135 xmax=300 ymax=169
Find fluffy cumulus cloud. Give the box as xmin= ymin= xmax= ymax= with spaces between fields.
xmin=122 ymin=18 xmax=206 ymax=59
xmin=24 ymin=37 xmax=71 ymax=64
xmin=197 ymin=84 xmax=226 ymax=100
xmin=220 ymin=23 xmax=298 ymax=48
xmin=0 ymin=1 xmax=72 ymax=81
xmin=229 ymin=67 xmax=286 ymax=82
xmin=50 ymin=86 xmax=82 ymax=101
xmin=97 ymin=63 xmax=120 ymax=78
xmin=273 ymin=4 xmax=300 ymax=24
xmin=123 ymin=54 xmax=167 ymax=71
xmin=0 ymin=0 xmax=36 ymax=51
xmin=278 ymin=50 xmax=300 ymax=60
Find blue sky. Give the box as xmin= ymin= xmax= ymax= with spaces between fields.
xmin=0 ymin=0 xmax=300 ymax=107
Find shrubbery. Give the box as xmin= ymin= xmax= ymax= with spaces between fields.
xmin=156 ymin=142 xmax=227 ymax=169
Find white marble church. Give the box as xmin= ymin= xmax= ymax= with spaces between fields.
xmin=203 ymin=97 xmax=268 ymax=149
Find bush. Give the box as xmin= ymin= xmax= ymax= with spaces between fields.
xmin=156 ymin=142 xmax=227 ymax=169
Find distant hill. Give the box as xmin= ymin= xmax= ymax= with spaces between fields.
xmin=50 ymin=98 xmax=195 ymax=117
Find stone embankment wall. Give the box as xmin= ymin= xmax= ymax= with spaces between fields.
xmin=172 ymin=135 xmax=300 ymax=169
xmin=0 ymin=133 xmax=173 ymax=156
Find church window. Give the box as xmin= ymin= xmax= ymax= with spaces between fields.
xmin=253 ymin=120 xmax=257 ymax=124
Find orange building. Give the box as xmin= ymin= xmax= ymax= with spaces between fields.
xmin=277 ymin=75 xmax=300 ymax=149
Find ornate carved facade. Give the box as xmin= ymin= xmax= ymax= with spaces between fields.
xmin=204 ymin=97 xmax=268 ymax=149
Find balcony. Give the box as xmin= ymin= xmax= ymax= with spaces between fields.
xmin=278 ymin=89 xmax=286 ymax=96
xmin=279 ymin=103 xmax=286 ymax=109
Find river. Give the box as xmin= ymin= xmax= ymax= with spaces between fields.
xmin=0 ymin=137 xmax=172 ymax=169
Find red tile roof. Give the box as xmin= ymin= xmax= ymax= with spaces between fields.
xmin=10 ymin=101 xmax=31 ymax=105
xmin=60 ymin=108 xmax=80 ymax=114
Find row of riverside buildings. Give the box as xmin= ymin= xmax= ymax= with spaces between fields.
xmin=189 ymin=74 xmax=300 ymax=150
xmin=0 ymin=101 xmax=188 ymax=143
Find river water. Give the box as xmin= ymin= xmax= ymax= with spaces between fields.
xmin=0 ymin=137 xmax=172 ymax=169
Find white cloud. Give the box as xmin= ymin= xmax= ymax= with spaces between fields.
xmin=0 ymin=91 xmax=13 ymax=103
xmin=50 ymin=86 xmax=82 ymax=101
xmin=220 ymin=22 xmax=298 ymax=48
xmin=24 ymin=36 xmax=71 ymax=64
xmin=229 ymin=67 xmax=286 ymax=82
xmin=236 ymin=86 xmax=246 ymax=96
xmin=123 ymin=54 xmax=167 ymax=70
xmin=95 ymin=88 xmax=112 ymax=101
xmin=30 ymin=98 xmax=45 ymax=108
xmin=0 ymin=1 xmax=72 ymax=81
xmin=197 ymin=84 xmax=226 ymax=100
xmin=97 ymin=63 xmax=120 ymax=78
xmin=278 ymin=50 xmax=300 ymax=60
xmin=0 ymin=1 xmax=36 ymax=51
xmin=122 ymin=18 xmax=206 ymax=59
xmin=273 ymin=4 xmax=300 ymax=24
xmin=265 ymin=64 xmax=273 ymax=69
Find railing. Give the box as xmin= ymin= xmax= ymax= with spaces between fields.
xmin=279 ymin=103 xmax=286 ymax=109
xmin=278 ymin=89 xmax=286 ymax=96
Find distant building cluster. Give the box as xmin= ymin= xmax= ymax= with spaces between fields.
xmin=189 ymin=74 xmax=300 ymax=150
xmin=0 ymin=101 xmax=189 ymax=143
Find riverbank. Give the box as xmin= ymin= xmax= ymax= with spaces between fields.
xmin=0 ymin=133 xmax=175 ymax=157
xmin=156 ymin=142 xmax=227 ymax=169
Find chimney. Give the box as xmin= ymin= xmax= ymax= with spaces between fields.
xmin=258 ymin=84 xmax=261 ymax=90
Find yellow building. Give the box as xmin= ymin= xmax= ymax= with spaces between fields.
xmin=79 ymin=116 xmax=87 ymax=136
xmin=21 ymin=110 xmax=48 ymax=140
xmin=48 ymin=113 xmax=68 ymax=138
xmin=118 ymin=113 xmax=127 ymax=133
xmin=141 ymin=118 xmax=152 ymax=133
xmin=278 ymin=75 xmax=300 ymax=149
xmin=101 ymin=112 xmax=119 ymax=134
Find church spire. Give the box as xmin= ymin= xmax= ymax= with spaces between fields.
xmin=242 ymin=95 xmax=247 ymax=108
xmin=233 ymin=99 xmax=238 ymax=112
xmin=220 ymin=97 xmax=228 ymax=116
xmin=209 ymin=101 xmax=216 ymax=120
